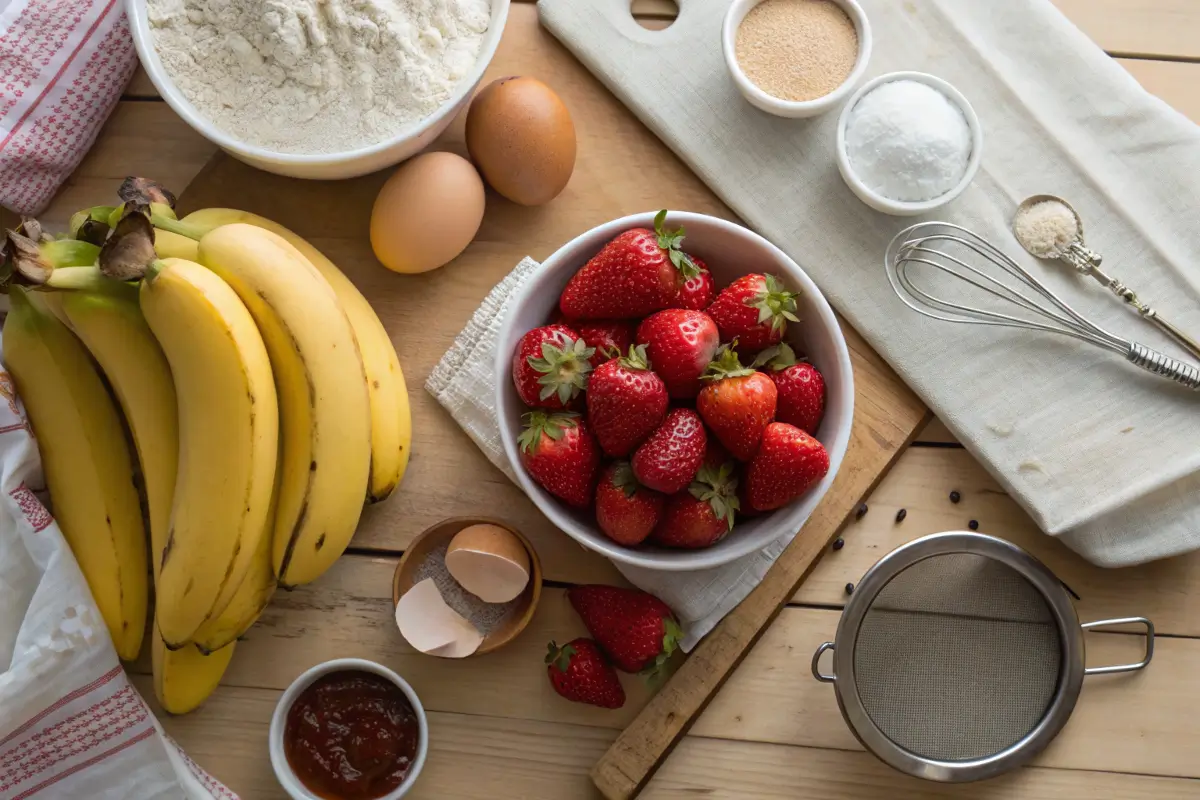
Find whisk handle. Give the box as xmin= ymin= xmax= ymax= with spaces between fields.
xmin=1127 ymin=343 xmax=1200 ymax=389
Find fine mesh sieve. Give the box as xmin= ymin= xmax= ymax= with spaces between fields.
xmin=811 ymin=533 xmax=1154 ymax=782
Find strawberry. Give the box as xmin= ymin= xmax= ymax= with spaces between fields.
xmin=559 ymin=209 xmax=701 ymax=320
xmin=744 ymin=422 xmax=831 ymax=511
xmin=567 ymin=585 xmax=682 ymax=675
xmin=545 ymin=639 xmax=626 ymax=709
xmin=595 ymin=461 xmax=665 ymax=546
xmin=518 ymin=410 xmax=601 ymax=507
xmin=706 ymin=273 xmax=799 ymax=354
xmin=511 ymin=324 xmax=594 ymax=409
xmin=670 ymin=257 xmax=714 ymax=310
xmin=653 ymin=462 xmax=739 ymax=549
xmin=576 ymin=320 xmax=636 ymax=368
xmin=754 ymin=343 xmax=825 ymax=435
xmin=696 ymin=346 xmax=777 ymax=461
xmin=587 ymin=345 xmax=669 ymax=457
xmin=631 ymin=408 xmax=707 ymax=494
xmin=702 ymin=437 xmax=732 ymax=469
xmin=635 ymin=309 xmax=720 ymax=398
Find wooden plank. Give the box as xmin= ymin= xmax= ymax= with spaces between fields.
xmin=692 ymin=606 xmax=1198 ymax=779
xmin=125 ymin=66 xmax=160 ymax=99
xmin=796 ymin=446 xmax=1200 ymax=639
xmin=1120 ymin=58 xmax=1200 ymax=122
xmin=1054 ymin=0 xmax=1200 ymax=60
xmin=141 ymin=677 xmax=1200 ymax=799
xmin=915 ymin=417 xmax=959 ymax=444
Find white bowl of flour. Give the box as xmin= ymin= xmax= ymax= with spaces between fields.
xmin=127 ymin=0 xmax=510 ymax=179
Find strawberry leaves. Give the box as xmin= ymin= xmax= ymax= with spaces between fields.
xmin=747 ymin=274 xmax=799 ymax=333
xmin=526 ymin=333 xmax=594 ymax=405
xmin=653 ymin=208 xmax=700 ymax=280
xmin=643 ymin=617 xmax=683 ymax=682
xmin=688 ymin=462 xmax=740 ymax=531
xmin=518 ymin=410 xmax=580 ymax=454
xmin=701 ymin=343 xmax=755 ymax=383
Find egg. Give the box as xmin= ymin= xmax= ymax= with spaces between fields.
xmin=444 ymin=523 xmax=530 ymax=604
xmin=370 ymin=151 xmax=486 ymax=274
xmin=465 ymin=76 xmax=576 ymax=206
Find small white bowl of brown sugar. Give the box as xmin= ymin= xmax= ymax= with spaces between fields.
xmin=723 ymin=0 xmax=872 ymax=119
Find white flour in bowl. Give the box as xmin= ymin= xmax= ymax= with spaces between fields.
xmin=147 ymin=0 xmax=491 ymax=155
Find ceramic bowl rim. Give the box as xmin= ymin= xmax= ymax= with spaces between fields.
xmin=268 ymin=658 xmax=429 ymax=800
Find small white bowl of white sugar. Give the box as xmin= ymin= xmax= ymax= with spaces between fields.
xmin=835 ymin=71 xmax=983 ymax=216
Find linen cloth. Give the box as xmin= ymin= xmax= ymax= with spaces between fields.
xmin=428 ymin=257 xmax=792 ymax=649
xmin=0 ymin=0 xmax=137 ymax=215
xmin=0 ymin=337 xmax=234 ymax=800
xmin=538 ymin=0 xmax=1200 ymax=567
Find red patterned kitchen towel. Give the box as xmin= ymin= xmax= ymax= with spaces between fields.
xmin=0 ymin=0 xmax=136 ymax=215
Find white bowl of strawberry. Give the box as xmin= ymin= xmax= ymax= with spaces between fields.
xmin=496 ymin=210 xmax=853 ymax=571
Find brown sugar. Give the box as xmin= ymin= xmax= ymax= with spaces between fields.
xmin=735 ymin=0 xmax=859 ymax=102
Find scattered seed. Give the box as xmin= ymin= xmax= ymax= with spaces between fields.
xmin=949 ymin=490 xmax=961 ymax=504
xmin=894 ymin=508 xmax=907 ymax=523
xmin=844 ymin=582 xmax=854 ymax=595
xmin=968 ymin=519 xmax=979 ymax=531
xmin=832 ymin=537 xmax=845 ymax=551
xmin=855 ymin=503 xmax=868 ymax=520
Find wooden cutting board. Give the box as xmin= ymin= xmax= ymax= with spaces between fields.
xmin=176 ymin=4 xmax=927 ymax=796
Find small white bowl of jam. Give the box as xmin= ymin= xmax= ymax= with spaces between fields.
xmin=270 ymin=658 xmax=428 ymax=800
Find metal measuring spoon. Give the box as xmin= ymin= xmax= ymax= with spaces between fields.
xmin=1012 ymin=194 xmax=1200 ymax=361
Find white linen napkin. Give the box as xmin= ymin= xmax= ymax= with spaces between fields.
xmin=427 ymin=256 xmax=789 ymax=650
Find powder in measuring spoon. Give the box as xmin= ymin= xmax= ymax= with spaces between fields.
xmin=844 ymin=80 xmax=972 ymax=203
xmin=735 ymin=0 xmax=859 ymax=102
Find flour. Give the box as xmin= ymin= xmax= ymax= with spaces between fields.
xmin=147 ymin=0 xmax=491 ymax=154
xmin=844 ymin=79 xmax=972 ymax=203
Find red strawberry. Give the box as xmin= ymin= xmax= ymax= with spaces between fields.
xmin=745 ymin=422 xmax=830 ymax=511
xmin=587 ymin=345 xmax=668 ymax=457
xmin=518 ymin=411 xmax=601 ymax=507
xmin=567 ymin=585 xmax=682 ymax=675
xmin=696 ymin=346 xmax=777 ymax=461
xmin=636 ymin=309 xmax=720 ymax=399
xmin=576 ymin=320 xmax=636 ymax=368
xmin=631 ymin=408 xmax=707 ymax=494
xmin=703 ymin=437 xmax=731 ymax=469
xmin=706 ymin=273 xmax=799 ymax=354
xmin=545 ymin=638 xmax=626 ymax=709
xmin=670 ymin=257 xmax=714 ymax=310
xmin=511 ymin=324 xmax=594 ymax=409
xmin=595 ymin=461 xmax=665 ymax=546
xmin=559 ymin=209 xmax=701 ymax=320
xmin=754 ymin=343 xmax=825 ymax=435
xmin=653 ymin=463 xmax=739 ymax=549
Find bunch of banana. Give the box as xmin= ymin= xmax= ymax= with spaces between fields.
xmin=0 ymin=177 xmax=413 ymax=713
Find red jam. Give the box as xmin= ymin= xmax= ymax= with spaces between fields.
xmin=284 ymin=670 xmax=420 ymax=800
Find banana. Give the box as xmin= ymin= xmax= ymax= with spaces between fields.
xmin=167 ymin=208 xmax=411 ymax=503
xmin=60 ymin=284 xmax=178 ymax=579
xmin=154 ymin=228 xmax=199 ymax=261
xmin=195 ymin=224 xmax=371 ymax=587
xmin=152 ymin=630 xmax=236 ymax=715
xmin=3 ymin=287 xmax=147 ymax=660
xmin=140 ymin=257 xmax=278 ymax=648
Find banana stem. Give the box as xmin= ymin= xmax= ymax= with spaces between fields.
xmin=143 ymin=259 xmax=168 ymax=283
xmin=152 ymin=214 xmax=203 ymax=241
xmin=42 ymin=239 xmax=101 ymax=269
xmin=45 ymin=266 xmax=105 ymax=291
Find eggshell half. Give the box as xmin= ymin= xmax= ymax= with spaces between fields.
xmin=444 ymin=524 xmax=531 ymax=604
xmin=395 ymin=578 xmax=484 ymax=658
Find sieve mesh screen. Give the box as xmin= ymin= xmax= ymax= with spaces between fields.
xmin=852 ymin=552 xmax=1061 ymax=761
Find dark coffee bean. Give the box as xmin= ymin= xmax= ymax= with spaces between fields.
xmin=949 ymin=490 xmax=961 ymax=504
xmin=832 ymin=537 xmax=845 ymax=551
xmin=895 ymin=508 xmax=907 ymax=523
xmin=854 ymin=503 xmax=868 ymax=520
xmin=968 ymin=519 xmax=979 ymax=530
xmin=845 ymin=582 xmax=854 ymax=595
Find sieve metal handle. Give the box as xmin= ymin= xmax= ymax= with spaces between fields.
xmin=1081 ymin=617 xmax=1155 ymax=675
xmin=811 ymin=642 xmax=836 ymax=683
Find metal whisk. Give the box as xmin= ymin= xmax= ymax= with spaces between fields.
xmin=885 ymin=222 xmax=1200 ymax=390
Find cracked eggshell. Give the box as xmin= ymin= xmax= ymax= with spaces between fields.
xmin=395 ymin=577 xmax=484 ymax=658
xmin=444 ymin=523 xmax=531 ymax=604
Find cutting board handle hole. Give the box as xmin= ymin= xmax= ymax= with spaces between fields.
xmin=631 ymin=0 xmax=679 ymax=30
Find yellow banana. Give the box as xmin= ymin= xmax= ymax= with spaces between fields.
xmin=60 ymin=284 xmax=178 ymax=580
xmin=152 ymin=631 xmax=235 ymax=715
xmin=196 ymin=224 xmax=371 ymax=587
xmin=3 ymin=287 xmax=147 ymax=660
xmin=154 ymin=228 xmax=199 ymax=261
xmin=140 ymin=258 xmax=278 ymax=648
xmin=171 ymin=208 xmax=411 ymax=503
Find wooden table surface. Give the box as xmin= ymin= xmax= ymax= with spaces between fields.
xmin=12 ymin=1 xmax=1200 ymax=797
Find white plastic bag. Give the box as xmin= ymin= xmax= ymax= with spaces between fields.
xmin=0 ymin=345 xmax=235 ymax=800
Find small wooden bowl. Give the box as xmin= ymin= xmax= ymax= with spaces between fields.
xmin=392 ymin=517 xmax=542 ymax=657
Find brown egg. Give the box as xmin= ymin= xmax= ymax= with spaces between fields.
xmin=370 ymin=151 xmax=486 ymax=274
xmin=465 ymin=76 xmax=577 ymax=206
